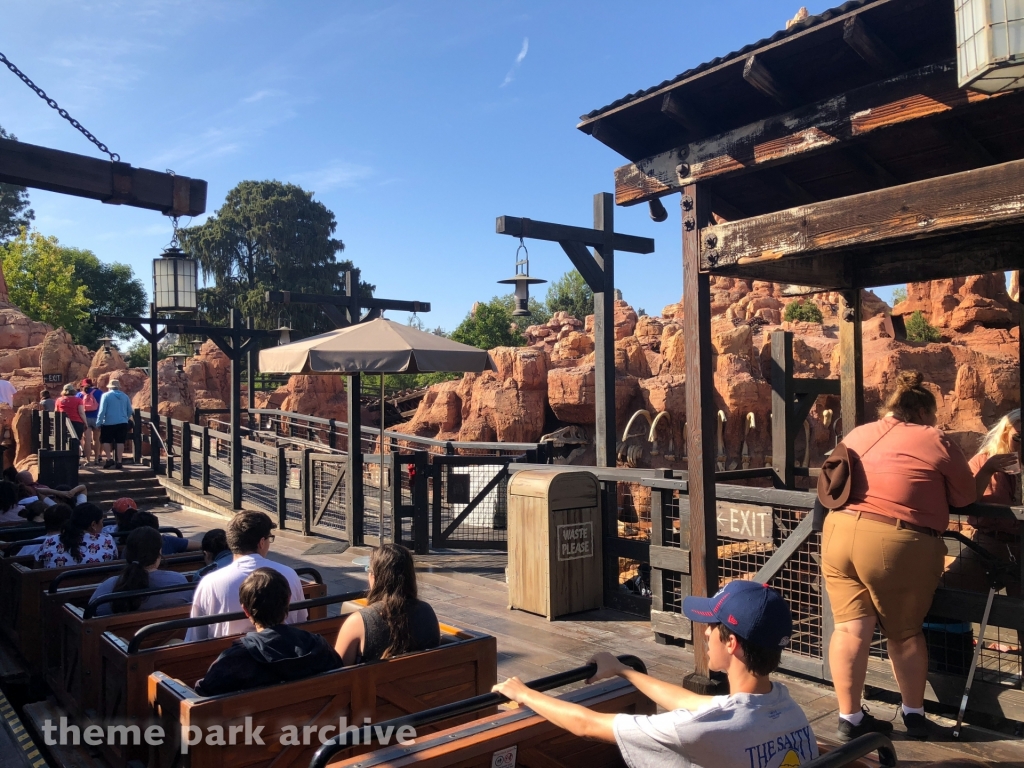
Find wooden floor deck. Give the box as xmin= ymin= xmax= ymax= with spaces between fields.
xmin=150 ymin=504 xmax=1024 ymax=766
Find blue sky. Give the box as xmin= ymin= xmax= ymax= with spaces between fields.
xmin=1 ymin=1 xmax=864 ymax=334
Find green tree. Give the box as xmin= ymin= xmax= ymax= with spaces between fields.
xmin=67 ymin=253 xmax=147 ymax=347
xmin=891 ymin=287 xmax=907 ymax=305
xmin=545 ymin=269 xmax=592 ymax=321
xmin=125 ymin=338 xmax=174 ymax=369
xmin=783 ymin=299 xmax=823 ymax=323
xmin=0 ymin=126 xmax=34 ymax=242
xmin=451 ymin=295 xmax=527 ymax=350
xmin=905 ymin=310 xmax=941 ymax=343
xmin=178 ymin=181 xmax=373 ymax=340
xmin=0 ymin=230 xmax=91 ymax=335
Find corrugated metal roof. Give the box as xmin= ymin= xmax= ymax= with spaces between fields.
xmin=580 ymin=0 xmax=873 ymax=121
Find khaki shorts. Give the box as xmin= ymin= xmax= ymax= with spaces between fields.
xmin=822 ymin=511 xmax=946 ymax=641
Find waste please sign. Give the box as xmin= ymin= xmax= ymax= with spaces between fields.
xmin=556 ymin=521 xmax=594 ymax=561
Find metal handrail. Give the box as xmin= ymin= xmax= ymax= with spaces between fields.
xmin=48 ymin=553 xmax=205 ymax=593
xmin=308 ymin=655 xmax=648 ymax=768
xmin=110 ymin=526 xmax=183 ymax=541
xmin=294 ymin=566 xmax=324 ymax=584
xmin=1 ymin=536 xmax=44 ymax=554
xmin=803 ymin=733 xmax=898 ymax=767
xmin=84 ymin=581 xmax=197 ymax=619
xmin=126 ymin=589 xmax=366 ymax=654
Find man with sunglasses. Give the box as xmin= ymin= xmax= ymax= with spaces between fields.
xmin=494 ymin=581 xmax=817 ymax=768
xmin=185 ymin=511 xmax=308 ymax=641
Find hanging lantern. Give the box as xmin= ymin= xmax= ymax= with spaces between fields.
xmin=277 ymin=311 xmax=293 ymax=346
xmin=497 ymin=238 xmax=546 ymax=317
xmin=153 ymin=244 xmax=198 ymax=313
xmin=956 ymin=0 xmax=1024 ymax=92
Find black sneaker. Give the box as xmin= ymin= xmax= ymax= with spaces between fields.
xmin=103 ymin=460 xmax=115 ymax=469
xmin=837 ymin=708 xmax=894 ymax=743
xmin=115 ymin=463 xmax=123 ymax=470
xmin=902 ymin=710 xmax=930 ymax=740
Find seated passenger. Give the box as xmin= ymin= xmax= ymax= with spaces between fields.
xmin=193 ymin=529 xmax=231 ymax=581
xmin=36 ymin=503 xmax=117 ymax=568
xmin=185 ymin=511 xmax=307 ymax=642
xmin=102 ymin=496 xmax=137 ymax=534
xmin=334 ymin=543 xmax=439 ymax=664
xmin=128 ymin=509 xmax=202 ymax=555
xmin=194 ymin=568 xmax=341 ymax=696
xmin=0 ymin=480 xmax=24 ymax=523
xmin=494 ymin=581 xmax=818 ymax=768
xmin=88 ymin=527 xmax=193 ymax=616
xmin=17 ymin=503 xmax=72 ymax=560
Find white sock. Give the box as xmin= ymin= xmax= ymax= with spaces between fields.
xmin=902 ymin=704 xmax=925 ymax=717
xmin=839 ymin=711 xmax=864 ymax=726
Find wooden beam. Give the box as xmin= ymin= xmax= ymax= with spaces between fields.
xmin=0 ymin=137 xmax=207 ymax=216
xmin=742 ymin=55 xmax=797 ymax=108
xmin=936 ymin=118 xmax=997 ymax=168
xmin=614 ymin=61 xmax=1011 ymax=206
xmin=839 ymin=291 xmax=864 ymax=435
xmin=496 ymin=216 xmax=654 ymax=254
xmin=558 ymin=241 xmax=604 ymax=293
xmin=771 ymin=331 xmax=795 ymax=489
xmin=681 ymin=185 xmax=719 ymax=689
xmin=589 ymin=119 xmax=644 ymax=162
xmin=700 ymin=158 xmax=1024 ymax=270
xmin=844 ymin=147 xmax=900 ymax=188
xmin=842 ymin=16 xmax=903 ymax=75
xmin=764 ymin=169 xmax=816 ymax=205
xmin=660 ymin=92 xmax=710 ymax=137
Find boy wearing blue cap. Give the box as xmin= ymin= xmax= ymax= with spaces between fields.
xmin=494 ymin=580 xmax=818 ymax=768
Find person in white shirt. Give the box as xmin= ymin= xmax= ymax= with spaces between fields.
xmin=493 ymin=581 xmax=818 ymax=768
xmin=0 ymin=377 xmax=16 ymax=408
xmin=184 ymin=511 xmax=307 ymax=642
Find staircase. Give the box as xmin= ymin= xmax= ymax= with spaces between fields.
xmin=77 ymin=464 xmax=171 ymax=508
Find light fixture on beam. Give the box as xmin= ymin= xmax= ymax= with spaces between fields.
xmin=153 ymin=218 xmax=198 ymax=314
xmin=277 ymin=311 xmax=293 ymax=346
xmin=98 ymin=336 xmax=114 ymax=351
xmin=497 ymin=238 xmax=546 ymax=317
xmin=191 ymin=338 xmax=204 ymax=355
xmin=648 ymin=198 xmax=668 ymax=222
xmin=171 ymin=352 xmax=188 ymax=372
xmin=956 ymin=0 xmax=1024 ymax=92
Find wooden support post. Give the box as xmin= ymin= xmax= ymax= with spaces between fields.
xmin=771 ymin=331 xmax=796 ymax=489
xmin=413 ymin=451 xmax=429 ymax=555
xmin=181 ymin=421 xmax=191 ymax=487
xmin=230 ymin=309 xmax=244 ymax=510
xmin=132 ymin=408 xmax=142 ymax=464
xmin=148 ymin=304 xmax=161 ymax=472
xmin=840 ymin=291 xmax=864 ymax=436
xmin=681 ymin=184 xmax=723 ymax=693
xmin=346 ymin=373 xmax=365 ymax=547
xmin=246 ymin=316 xmax=256 ymax=432
xmin=200 ymin=425 xmax=210 ymax=495
xmin=276 ymin=446 xmax=287 ymax=530
xmin=302 ymin=448 xmax=313 ymax=537
xmin=594 ymin=192 xmax=616 ymax=469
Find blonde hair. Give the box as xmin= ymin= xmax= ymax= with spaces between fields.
xmin=879 ymin=370 xmax=936 ymax=423
xmin=978 ymin=409 xmax=1021 ymax=458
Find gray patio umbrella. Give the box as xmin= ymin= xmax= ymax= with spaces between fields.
xmin=259 ymin=318 xmax=490 ymax=529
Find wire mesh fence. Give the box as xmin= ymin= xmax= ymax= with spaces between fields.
xmin=433 ymin=461 xmax=511 ymax=546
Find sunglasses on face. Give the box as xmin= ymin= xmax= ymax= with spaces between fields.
xmin=1012 ymin=433 xmax=1021 ymax=444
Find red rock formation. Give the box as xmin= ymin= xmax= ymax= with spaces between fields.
xmin=132 ymin=358 xmax=196 ymax=422
xmin=87 ymin=346 xmax=127 ymax=381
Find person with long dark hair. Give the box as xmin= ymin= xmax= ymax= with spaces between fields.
xmin=88 ymin=527 xmax=192 ymax=616
xmin=333 ymin=543 xmax=440 ymax=665
xmin=37 ymin=503 xmax=116 ymax=568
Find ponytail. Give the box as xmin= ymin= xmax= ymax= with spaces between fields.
xmin=60 ymin=503 xmax=103 ymax=562
xmin=880 ymin=370 xmax=936 ymax=424
xmin=111 ymin=527 xmax=162 ymax=613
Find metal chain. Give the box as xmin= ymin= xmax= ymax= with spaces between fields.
xmin=0 ymin=51 xmax=120 ymax=162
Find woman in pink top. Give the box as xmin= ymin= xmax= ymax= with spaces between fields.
xmin=954 ymin=409 xmax=1021 ymax=595
xmin=821 ymin=371 xmax=1010 ymax=743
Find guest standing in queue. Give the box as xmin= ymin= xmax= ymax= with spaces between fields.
xmin=821 ymin=371 xmax=1004 ymax=742
xmin=55 ymin=384 xmax=88 ymax=444
xmin=958 ymin=409 xmax=1023 ymax=596
xmin=95 ymin=379 xmax=133 ymax=470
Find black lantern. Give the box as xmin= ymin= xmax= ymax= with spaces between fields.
xmin=191 ymin=338 xmax=204 ymax=355
xmin=277 ymin=312 xmax=293 ymax=346
xmin=171 ymin=352 xmax=188 ymax=372
xmin=98 ymin=336 xmax=114 ymax=351
xmin=498 ymin=238 xmax=546 ymax=317
xmin=153 ymin=224 xmax=197 ymax=313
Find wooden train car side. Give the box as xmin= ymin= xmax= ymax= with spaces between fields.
xmin=148 ymin=626 xmax=497 ymax=768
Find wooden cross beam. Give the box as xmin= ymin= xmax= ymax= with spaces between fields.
xmin=266 ymin=271 xmax=430 ymax=329
xmin=0 ymin=138 xmax=207 ymax=216
xmin=497 ymin=194 xmax=655 ymax=469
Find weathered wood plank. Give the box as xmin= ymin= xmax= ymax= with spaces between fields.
xmin=614 ymin=61 xmax=1009 ymax=206
xmin=842 ymin=16 xmax=903 ymax=74
xmin=495 ymin=216 xmax=654 ymax=254
xmin=701 ymin=157 xmax=1024 ymax=270
xmin=0 ymin=137 xmax=207 ymax=216
xmin=743 ymin=55 xmax=798 ymax=108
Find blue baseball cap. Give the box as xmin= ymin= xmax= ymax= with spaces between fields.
xmin=682 ymin=580 xmax=793 ymax=649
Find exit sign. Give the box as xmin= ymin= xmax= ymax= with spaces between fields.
xmin=716 ymin=501 xmax=773 ymax=543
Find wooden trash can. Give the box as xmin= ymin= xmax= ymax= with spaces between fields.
xmin=507 ymin=470 xmax=603 ymax=620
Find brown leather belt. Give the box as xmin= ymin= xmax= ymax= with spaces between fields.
xmin=835 ymin=508 xmax=941 ymax=538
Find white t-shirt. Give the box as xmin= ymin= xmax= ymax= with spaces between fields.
xmin=0 ymin=379 xmax=16 ymax=407
xmin=613 ymin=682 xmax=818 ymax=768
xmin=183 ymin=553 xmax=308 ymax=642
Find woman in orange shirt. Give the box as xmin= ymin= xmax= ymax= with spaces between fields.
xmin=54 ymin=383 xmax=87 ymax=442
xmin=821 ymin=371 xmax=1011 ymax=743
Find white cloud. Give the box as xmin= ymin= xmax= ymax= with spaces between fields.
xmin=290 ymin=161 xmax=375 ymax=193
xmin=241 ymin=89 xmax=278 ymax=104
xmin=500 ymin=37 xmax=529 ymax=88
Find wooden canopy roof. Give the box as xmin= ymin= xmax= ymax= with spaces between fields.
xmin=579 ymin=0 xmax=1024 ymax=289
